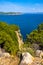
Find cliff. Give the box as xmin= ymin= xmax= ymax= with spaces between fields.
xmin=15 ymin=30 xmax=24 ymax=50
xmin=0 ymin=49 xmax=43 ymax=65
xmin=0 ymin=22 xmax=43 ymax=65
xmin=0 ymin=22 xmax=24 ymax=65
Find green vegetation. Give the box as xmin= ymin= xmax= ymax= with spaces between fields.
xmin=0 ymin=21 xmax=43 ymax=57
xmin=22 ymin=23 xmax=43 ymax=56
xmin=24 ymin=23 xmax=43 ymax=51
xmin=0 ymin=22 xmax=19 ymax=55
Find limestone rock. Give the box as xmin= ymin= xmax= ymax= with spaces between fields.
xmin=0 ymin=48 xmax=19 ymax=65
xmin=3 ymin=52 xmax=10 ymax=57
xmin=20 ymin=52 xmax=34 ymax=65
xmin=31 ymin=57 xmax=42 ymax=65
xmin=0 ymin=56 xmax=19 ymax=65
xmin=15 ymin=30 xmax=24 ymax=50
xmin=36 ymin=50 xmax=43 ymax=58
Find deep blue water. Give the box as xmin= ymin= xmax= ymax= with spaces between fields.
xmin=0 ymin=13 xmax=43 ymax=39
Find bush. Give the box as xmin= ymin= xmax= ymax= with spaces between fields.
xmin=26 ymin=48 xmax=35 ymax=56
xmin=0 ymin=22 xmax=19 ymax=55
xmin=26 ymin=23 xmax=43 ymax=50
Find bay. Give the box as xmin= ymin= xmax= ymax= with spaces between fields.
xmin=0 ymin=13 xmax=43 ymax=39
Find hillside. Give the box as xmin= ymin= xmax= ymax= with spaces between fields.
xmin=24 ymin=23 xmax=43 ymax=50
xmin=0 ymin=22 xmax=43 ymax=65
xmin=0 ymin=22 xmax=20 ymax=55
xmin=0 ymin=12 xmax=22 ymax=15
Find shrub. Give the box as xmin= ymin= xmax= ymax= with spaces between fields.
xmin=26 ymin=23 xmax=43 ymax=50
xmin=0 ymin=22 xmax=19 ymax=55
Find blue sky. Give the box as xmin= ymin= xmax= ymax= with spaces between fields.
xmin=0 ymin=0 xmax=43 ymax=13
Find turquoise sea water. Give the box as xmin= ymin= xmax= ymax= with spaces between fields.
xmin=0 ymin=13 xmax=43 ymax=39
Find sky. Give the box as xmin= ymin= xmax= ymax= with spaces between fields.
xmin=0 ymin=0 xmax=43 ymax=13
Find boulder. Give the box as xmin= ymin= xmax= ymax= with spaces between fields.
xmin=36 ymin=50 xmax=43 ymax=58
xmin=0 ymin=48 xmax=3 ymax=57
xmin=0 ymin=48 xmax=10 ymax=57
xmin=36 ymin=50 xmax=41 ymax=57
xmin=3 ymin=52 xmax=11 ymax=57
xmin=40 ymin=51 xmax=43 ymax=58
xmin=0 ymin=48 xmax=2 ymax=54
xmin=20 ymin=52 xmax=34 ymax=65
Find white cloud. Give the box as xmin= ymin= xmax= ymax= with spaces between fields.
xmin=0 ymin=2 xmax=43 ymax=13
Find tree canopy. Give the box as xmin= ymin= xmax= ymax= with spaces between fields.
xmin=25 ymin=23 xmax=43 ymax=50
xmin=0 ymin=22 xmax=19 ymax=55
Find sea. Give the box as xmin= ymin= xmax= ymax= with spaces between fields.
xmin=0 ymin=13 xmax=43 ymax=39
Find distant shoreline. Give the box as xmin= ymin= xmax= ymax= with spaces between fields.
xmin=0 ymin=12 xmax=23 ymax=15
xmin=0 ymin=12 xmax=43 ymax=15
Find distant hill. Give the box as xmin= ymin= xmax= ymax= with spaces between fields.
xmin=0 ymin=12 xmax=22 ymax=15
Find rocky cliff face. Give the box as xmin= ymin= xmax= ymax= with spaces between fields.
xmin=0 ymin=48 xmax=43 ymax=65
xmin=15 ymin=30 xmax=24 ymax=50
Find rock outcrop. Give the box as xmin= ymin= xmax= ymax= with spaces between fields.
xmin=20 ymin=52 xmax=34 ymax=65
xmin=36 ymin=50 xmax=43 ymax=58
xmin=0 ymin=48 xmax=19 ymax=65
xmin=0 ymin=56 xmax=19 ymax=65
xmin=31 ymin=57 xmax=43 ymax=65
xmin=15 ymin=30 xmax=24 ymax=50
xmin=0 ymin=48 xmax=43 ymax=65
